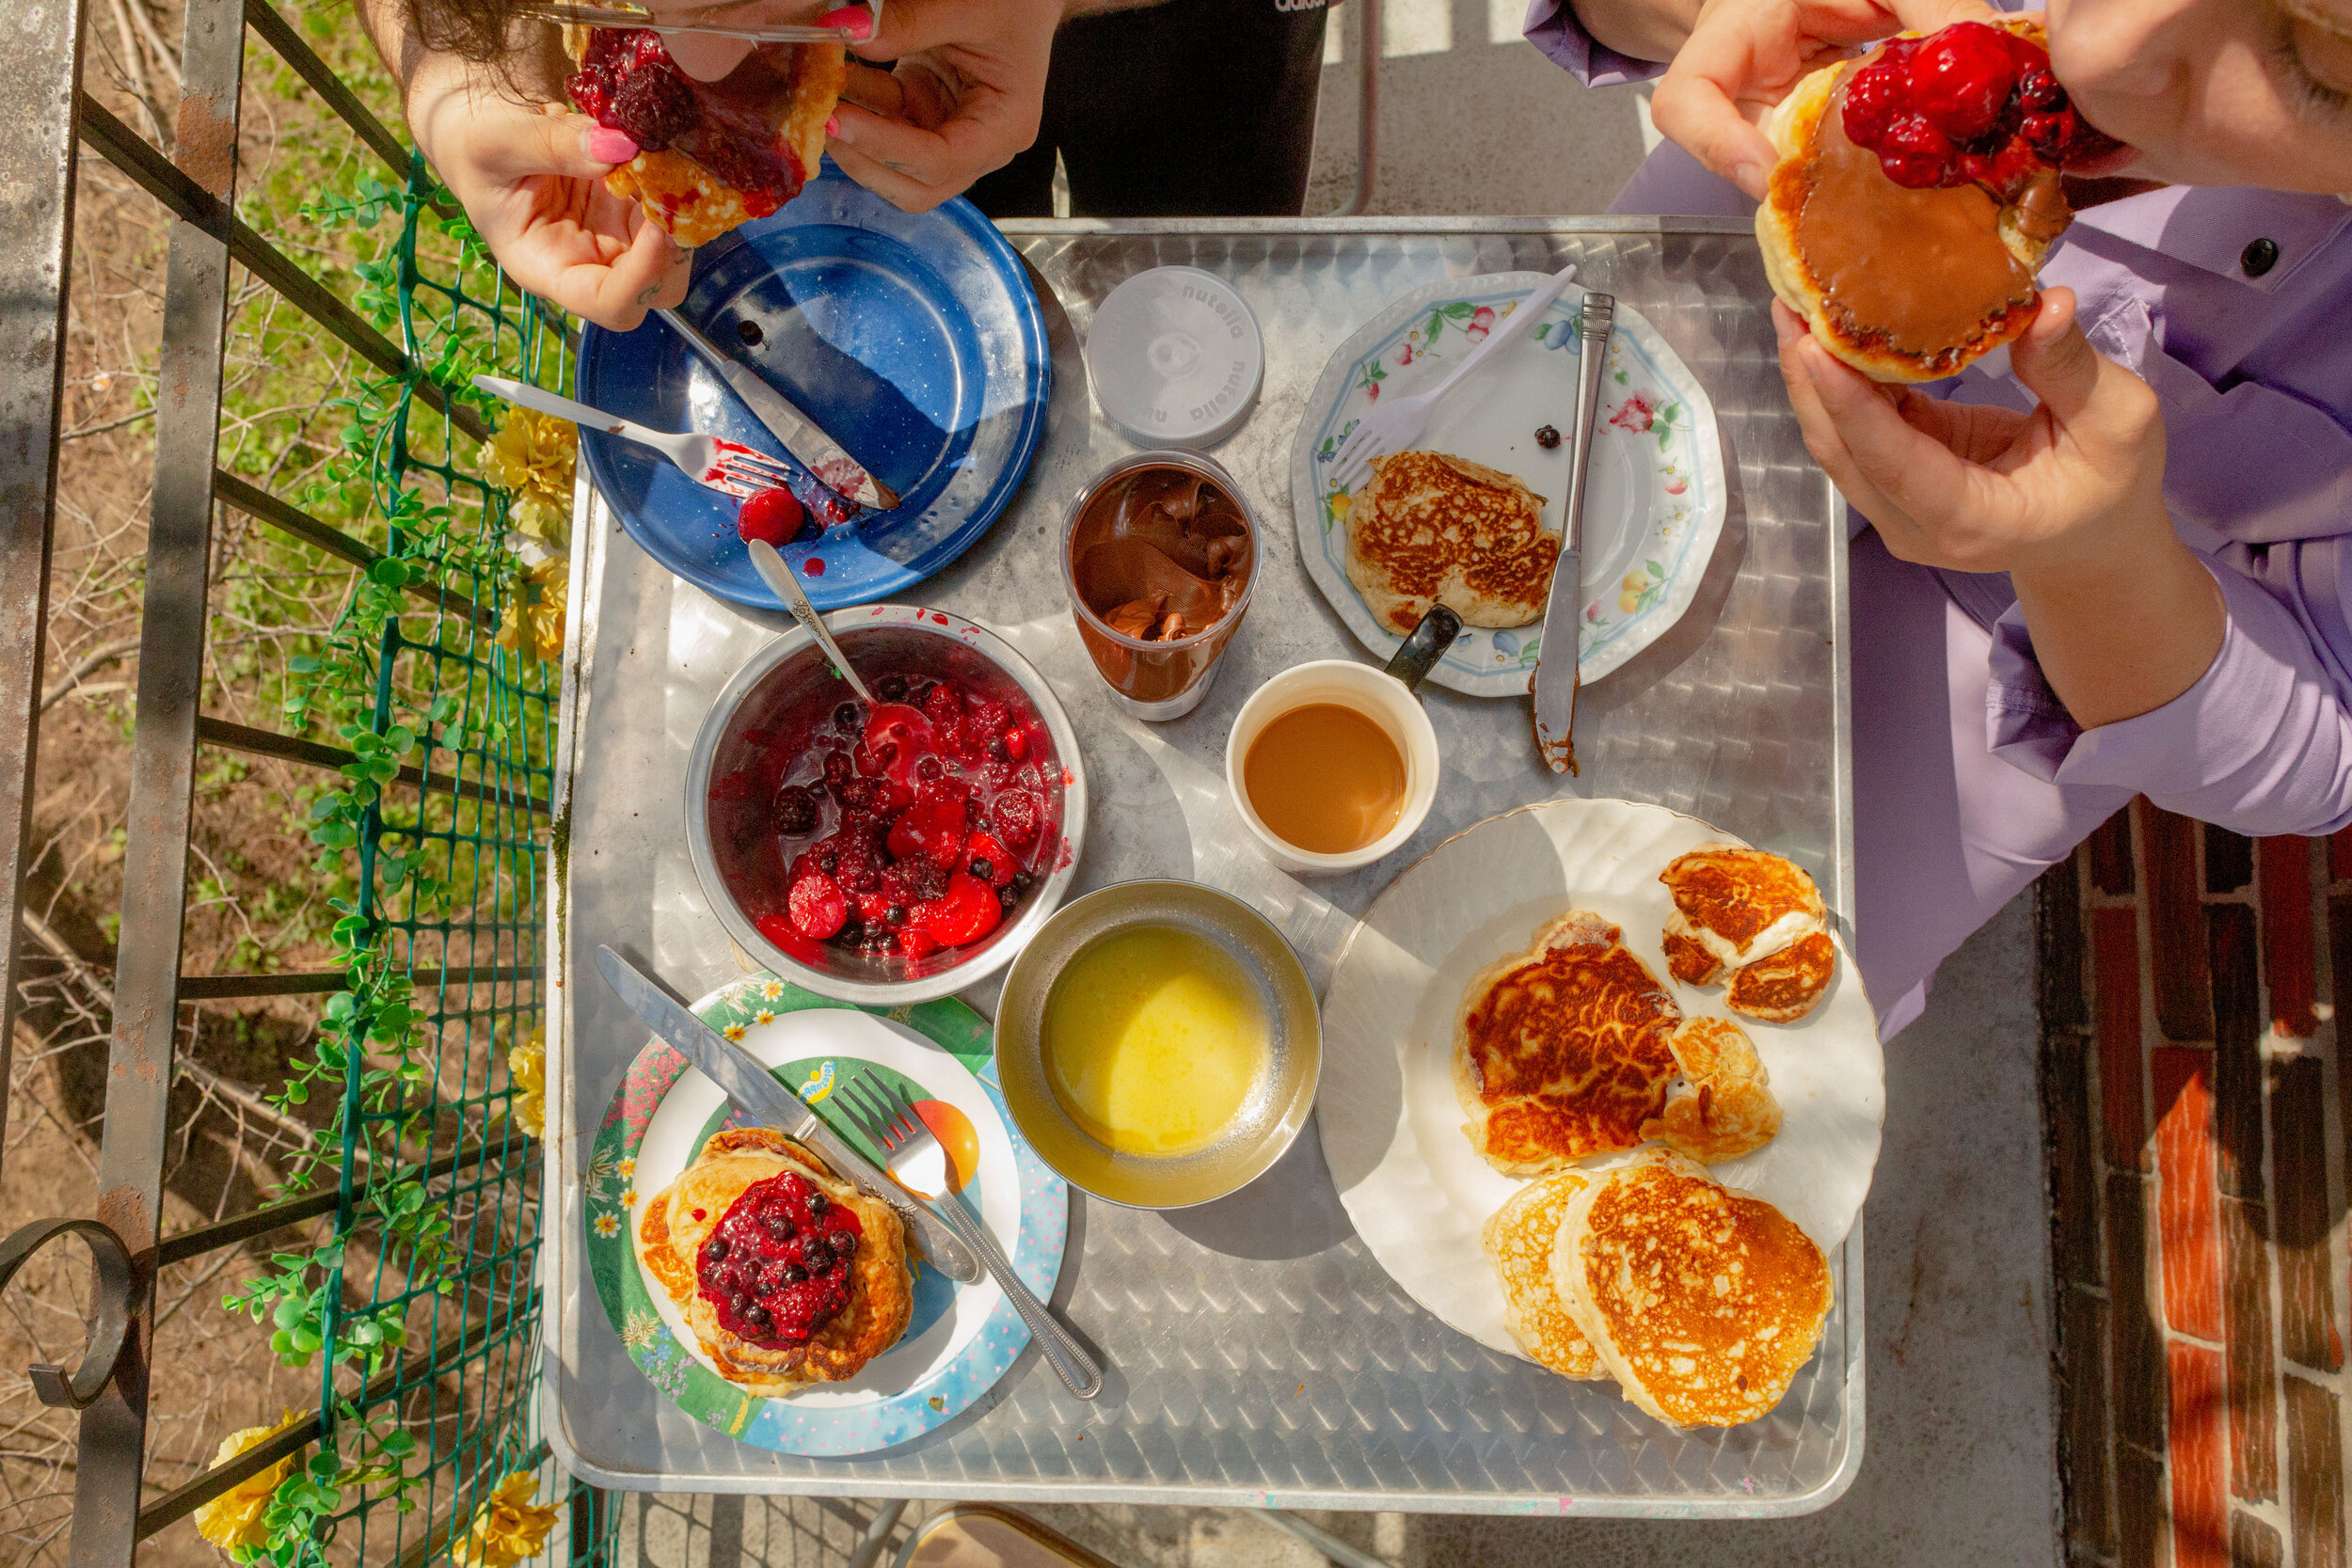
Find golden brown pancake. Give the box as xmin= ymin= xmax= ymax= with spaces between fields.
xmin=1345 ymin=451 xmax=1554 ymax=633
xmin=1452 ymin=911 xmax=1683 ymax=1176
xmin=1726 ymin=931 xmax=1838 ymax=1024
xmin=1662 ymin=928 xmax=1722 ymax=987
xmin=1756 ymin=19 xmax=2067 ymax=383
xmin=638 ymin=1127 xmax=910 ymax=1393
xmin=1642 ymin=1016 xmax=1782 ymax=1164
xmin=1482 ymin=1171 xmax=1605 ymax=1379
xmin=1554 ymin=1148 xmax=1833 ymax=1428
xmin=1660 ymin=845 xmax=1828 ymax=971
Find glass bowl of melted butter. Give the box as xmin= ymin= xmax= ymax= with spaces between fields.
xmin=994 ymin=880 xmax=1320 ymax=1209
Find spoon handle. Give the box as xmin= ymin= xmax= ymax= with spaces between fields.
xmin=746 ymin=540 xmax=877 ymax=705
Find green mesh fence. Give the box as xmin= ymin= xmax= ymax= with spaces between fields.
xmin=224 ymin=149 xmax=610 ymax=1567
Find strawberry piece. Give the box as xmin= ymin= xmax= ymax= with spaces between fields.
xmin=755 ymin=911 xmax=822 ymax=962
xmin=963 ymin=832 xmax=1015 ymax=888
xmin=886 ymin=798 xmax=967 ymax=865
xmin=1002 ymin=727 xmax=1028 ymax=762
xmin=897 ymin=925 xmax=941 ymax=959
xmin=914 ymin=873 xmax=1002 ymax=947
xmin=787 ymin=872 xmax=847 ymax=939
xmin=992 ymin=788 xmax=1041 ymax=847
xmin=738 ymin=487 xmax=805 ymax=546
xmin=1907 ymin=21 xmax=2018 ymax=142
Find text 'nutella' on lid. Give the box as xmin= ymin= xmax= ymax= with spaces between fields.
xmin=1084 ymin=266 xmax=1264 ymax=451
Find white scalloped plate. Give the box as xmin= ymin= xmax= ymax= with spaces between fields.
xmin=1291 ymin=274 xmax=1727 ymax=698
xmin=1315 ymin=799 xmax=1884 ymax=1363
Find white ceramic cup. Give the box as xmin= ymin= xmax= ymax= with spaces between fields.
xmin=1223 ymin=610 xmax=1457 ymax=875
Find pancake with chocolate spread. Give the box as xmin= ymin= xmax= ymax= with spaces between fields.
xmin=1346 ymin=451 xmax=1554 ymax=632
xmin=636 ymin=1127 xmax=910 ymax=1393
xmin=1756 ymin=18 xmax=2080 ymax=382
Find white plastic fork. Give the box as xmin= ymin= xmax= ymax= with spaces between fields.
xmin=1324 ymin=261 xmax=1580 ymax=494
xmin=471 ymin=374 xmax=796 ymax=500
xmin=832 ymin=1077 xmax=1104 ymax=1399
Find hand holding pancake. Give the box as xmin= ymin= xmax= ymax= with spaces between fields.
xmin=406 ymin=71 xmax=690 ymax=330
xmin=827 ymin=0 xmax=1062 ymax=212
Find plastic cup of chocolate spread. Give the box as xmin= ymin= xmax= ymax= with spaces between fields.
xmin=1060 ymin=450 xmax=1261 ymax=721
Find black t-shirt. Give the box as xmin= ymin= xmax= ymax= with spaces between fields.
xmin=967 ymin=0 xmax=1332 ymax=219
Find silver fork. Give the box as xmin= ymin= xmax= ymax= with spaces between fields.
xmin=472 ymin=374 xmax=799 ymax=501
xmin=832 ymin=1078 xmax=1104 ymax=1399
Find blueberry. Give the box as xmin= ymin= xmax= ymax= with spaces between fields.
xmin=885 ymin=905 xmax=907 ymax=927
xmin=744 ymin=1303 xmax=771 ymax=1327
xmin=831 ymin=1230 xmax=857 ymax=1256
xmin=781 ymin=1264 xmax=807 ymax=1286
xmin=1534 ymin=424 xmax=1561 ymax=450
xmin=834 ymin=702 xmax=863 ymax=734
xmin=877 ymin=674 xmax=909 ymax=702
xmin=806 ymin=1191 xmax=828 ymax=1216
xmin=997 ymin=884 xmax=1020 ymax=914
xmin=704 ymin=1238 xmax=728 ymax=1263
xmin=729 ymin=1291 xmax=750 ymax=1315
xmin=736 ymin=319 xmax=763 ymax=347
xmin=763 ymin=1213 xmax=797 ymax=1241
xmin=819 ymin=851 xmax=838 ymax=874
xmin=969 ymin=857 xmax=993 ymax=881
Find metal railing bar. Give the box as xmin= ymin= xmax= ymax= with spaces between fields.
xmin=132 ymin=1323 xmax=488 ymax=1540
xmin=75 ymin=96 xmax=493 ymax=446
xmin=0 ymin=0 xmax=85 ymax=1205
xmin=195 ymin=716 xmax=553 ymax=816
xmin=213 ymin=469 xmax=497 ymax=628
xmin=154 ymin=1138 xmax=528 ymax=1266
xmin=241 ymin=0 xmax=411 ymax=181
xmin=78 ymin=0 xmax=250 ymax=1549
xmin=176 ymin=962 xmax=537 ymax=1000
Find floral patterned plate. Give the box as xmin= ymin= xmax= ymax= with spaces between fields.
xmin=1290 ymin=273 xmax=1727 ymax=698
xmin=583 ymin=977 xmax=1068 ymax=1457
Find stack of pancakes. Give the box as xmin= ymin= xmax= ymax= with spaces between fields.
xmin=1452 ymin=845 xmax=1840 ymax=1425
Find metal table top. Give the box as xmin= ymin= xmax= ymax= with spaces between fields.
xmin=542 ymin=216 xmax=1859 ymax=1516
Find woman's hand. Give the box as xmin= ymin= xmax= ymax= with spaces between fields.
xmin=407 ymin=63 xmax=691 ymax=330
xmin=1777 ymin=293 xmax=2224 ymax=727
xmin=1649 ymin=0 xmax=1993 ymax=198
xmin=824 ymin=0 xmax=1063 ymax=212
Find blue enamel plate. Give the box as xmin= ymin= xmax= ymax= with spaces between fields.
xmin=576 ymin=163 xmax=1051 ymax=610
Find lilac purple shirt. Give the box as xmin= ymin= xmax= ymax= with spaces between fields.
xmin=1526 ymin=0 xmax=2352 ymax=837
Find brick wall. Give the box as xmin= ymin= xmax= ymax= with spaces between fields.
xmin=2040 ymin=800 xmax=2352 ymax=1567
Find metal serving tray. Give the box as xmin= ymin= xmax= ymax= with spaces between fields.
xmin=542 ymin=218 xmax=1859 ymax=1515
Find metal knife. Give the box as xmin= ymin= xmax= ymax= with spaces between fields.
xmin=594 ymin=945 xmax=980 ymax=1284
xmin=1531 ymin=291 xmax=1616 ymax=776
xmin=655 ymin=308 xmax=899 ymax=514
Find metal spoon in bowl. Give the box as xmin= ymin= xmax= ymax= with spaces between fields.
xmin=745 ymin=538 xmax=876 ymax=705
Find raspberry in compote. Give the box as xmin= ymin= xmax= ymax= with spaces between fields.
xmin=694 ymin=1171 xmax=863 ymax=1344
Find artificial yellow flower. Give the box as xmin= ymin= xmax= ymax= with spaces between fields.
xmin=449 ymin=1472 xmax=560 ymax=1568
xmin=508 ymin=1025 xmax=547 ymax=1138
xmin=497 ymin=560 xmax=567 ymax=667
xmin=192 ymin=1413 xmax=301 ymax=1553
xmin=485 ymin=410 xmax=577 ymax=549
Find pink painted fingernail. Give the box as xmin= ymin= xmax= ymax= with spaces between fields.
xmin=818 ymin=5 xmax=872 ymax=38
xmin=824 ymin=113 xmax=840 ymax=137
xmin=587 ymin=127 xmax=639 ymax=164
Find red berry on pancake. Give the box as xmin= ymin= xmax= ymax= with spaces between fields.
xmin=1907 ymin=21 xmax=2019 ymax=142
xmin=1840 ymin=62 xmax=1907 ymax=150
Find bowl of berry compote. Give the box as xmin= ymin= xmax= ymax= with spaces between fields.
xmin=687 ymin=604 xmax=1088 ymax=1005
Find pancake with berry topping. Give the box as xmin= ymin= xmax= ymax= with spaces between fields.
xmin=566 ymin=29 xmax=844 ymax=247
xmin=1756 ymin=17 xmax=2120 ymax=382
xmin=637 ymin=1127 xmax=911 ymax=1393
xmin=1452 ymin=911 xmax=1683 ymax=1176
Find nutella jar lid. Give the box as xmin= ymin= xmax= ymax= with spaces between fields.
xmin=1084 ymin=266 xmax=1263 ymax=451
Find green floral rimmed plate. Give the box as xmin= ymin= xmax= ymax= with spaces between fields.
xmin=583 ymin=975 xmax=1068 ymax=1456
xmin=1290 ymin=272 xmax=1727 ymax=698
